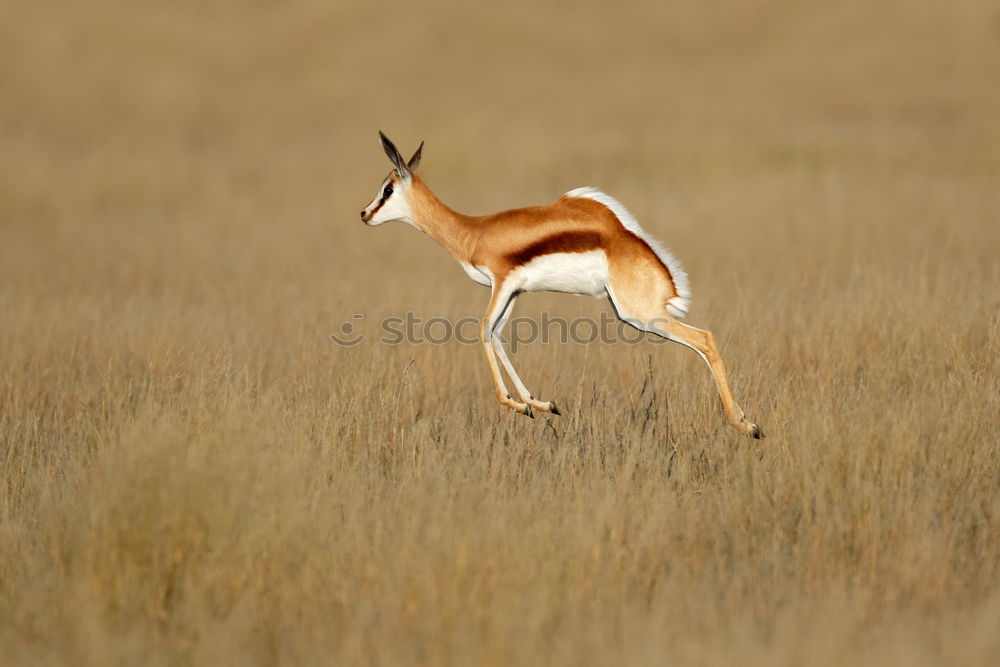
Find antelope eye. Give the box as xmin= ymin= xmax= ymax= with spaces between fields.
xmin=383 ymin=185 xmax=393 ymax=198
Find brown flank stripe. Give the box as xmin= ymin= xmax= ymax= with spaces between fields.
xmin=506 ymin=231 xmax=604 ymax=267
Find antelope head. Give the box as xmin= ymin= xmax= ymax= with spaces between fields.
xmin=360 ymin=131 xmax=423 ymax=227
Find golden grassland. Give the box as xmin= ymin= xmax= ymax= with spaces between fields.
xmin=2 ymin=0 xmax=999 ymax=664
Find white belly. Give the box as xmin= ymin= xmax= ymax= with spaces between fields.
xmin=512 ymin=250 xmax=609 ymax=297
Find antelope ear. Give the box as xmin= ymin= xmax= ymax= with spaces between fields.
xmin=407 ymin=141 xmax=424 ymax=171
xmin=379 ymin=130 xmax=409 ymax=177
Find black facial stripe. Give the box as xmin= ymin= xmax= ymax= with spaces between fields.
xmin=368 ymin=198 xmax=387 ymax=216
xmin=367 ymin=180 xmax=394 ymax=217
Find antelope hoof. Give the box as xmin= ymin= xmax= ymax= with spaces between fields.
xmin=750 ymin=423 xmax=763 ymax=439
xmin=523 ymin=405 xmax=535 ymax=419
xmin=526 ymin=398 xmax=560 ymax=415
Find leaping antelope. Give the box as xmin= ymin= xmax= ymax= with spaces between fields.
xmin=360 ymin=132 xmax=762 ymax=438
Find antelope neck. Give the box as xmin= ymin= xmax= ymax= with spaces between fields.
xmin=409 ymin=177 xmax=478 ymax=262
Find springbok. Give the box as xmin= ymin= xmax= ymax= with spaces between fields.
xmin=360 ymin=132 xmax=762 ymax=438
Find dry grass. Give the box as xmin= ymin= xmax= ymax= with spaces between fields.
xmin=2 ymin=0 xmax=1000 ymax=664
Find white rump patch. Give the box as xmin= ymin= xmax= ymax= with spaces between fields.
xmin=565 ymin=187 xmax=691 ymax=318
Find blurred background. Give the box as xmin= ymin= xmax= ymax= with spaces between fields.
xmin=4 ymin=0 xmax=996 ymax=320
xmin=2 ymin=1 xmax=998 ymax=664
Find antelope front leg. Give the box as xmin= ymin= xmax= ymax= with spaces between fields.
xmin=481 ymin=286 xmax=534 ymax=417
xmin=493 ymin=339 xmax=561 ymax=415
xmin=491 ymin=295 xmax=561 ymax=416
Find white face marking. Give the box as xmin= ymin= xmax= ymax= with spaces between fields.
xmin=509 ymin=250 xmax=609 ymax=297
xmin=362 ymin=172 xmax=416 ymax=227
